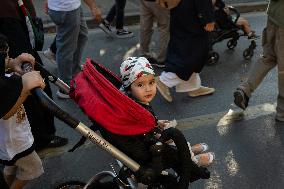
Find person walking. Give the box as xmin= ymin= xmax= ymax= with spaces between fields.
xmin=139 ymin=0 xmax=170 ymax=68
xmin=233 ymin=0 xmax=284 ymax=122
xmin=47 ymin=0 xmax=101 ymax=98
xmin=99 ymin=0 xmax=133 ymax=38
xmin=155 ymin=0 xmax=215 ymax=102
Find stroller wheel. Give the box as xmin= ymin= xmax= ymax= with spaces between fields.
xmin=227 ymin=39 xmax=237 ymax=50
xmin=55 ymin=180 xmax=85 ymax=189
xmin=243 ymin=49 xmax=254 ymax=60
xmin=207 ymin=52 xmax=219 ymax=65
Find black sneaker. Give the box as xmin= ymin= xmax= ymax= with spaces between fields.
xmin=47 ymin=136 xmax=68 ymax=148
xmin=151 ymin=61 xmax=165 ymax=68
xmin=143 ymin=56 xmax=165 ymax=68
xmin=233 ymin=88 xmax=249 ymax=110
xmin=248 ymin=31 xmax=260 ymax=39
xmin=116 ymin=29 xmax=133 ymax=38
xmin=99 ymin=20 xmax=113 ymax=37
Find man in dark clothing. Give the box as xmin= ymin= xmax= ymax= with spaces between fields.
xmin=155 ymin=0 xmax=215 ymax=102
xmin=0 ymin=0 xmax=68 ymax=150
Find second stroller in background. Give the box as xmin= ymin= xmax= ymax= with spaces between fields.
xmin=208 ymin=0 xmax=259 ymax=65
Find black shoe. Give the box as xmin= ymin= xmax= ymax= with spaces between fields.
xmin=233 ymin=89 xmax=249 ymax=110
xmin=116 ymin=29 xmax=133 ymax=38
xmin=151 ymin=61 xmax=165 ymax=68
xmin=248 ymin=31 xmax=260 ymax=39
xmin=275 ymin=114 xmax=284 ymax=122
xmin=144 ymin=56 xmax=166 ymax=68
xmin=47 ymin=136 xmax=68 ymax=148
xmin=99 ymin=20 xmax=113 ymax=37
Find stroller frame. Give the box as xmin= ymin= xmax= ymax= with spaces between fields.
xmin=208 ymin=6 xmax=257 ymax=65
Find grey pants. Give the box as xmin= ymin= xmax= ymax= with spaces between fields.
xmin=49 ymin=7 xmax=88 ymax=85
xmin=239 ymin=19 xmax=284 ymax=120
xmin=139 ymin=0 xmax=170 ymax=62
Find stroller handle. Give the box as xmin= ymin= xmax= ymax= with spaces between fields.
xmin=228 ymin=6 xmax=240 ymax=24
xmin=35 ymin=62 xmax=70 ymax=94
xmin=22 ymin=63 xmax=141 ymax=172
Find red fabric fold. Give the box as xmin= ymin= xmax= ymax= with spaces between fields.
xmin=70 ymin=58 xmax=156 ymax=135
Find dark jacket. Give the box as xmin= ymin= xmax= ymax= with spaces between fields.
xmin=165 ymin=0 xmax=214 ymax=80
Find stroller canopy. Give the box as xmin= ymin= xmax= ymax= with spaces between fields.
xmin=69 ymin=58 xmax=156 ymax=136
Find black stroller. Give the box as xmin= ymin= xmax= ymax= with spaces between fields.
xmin=208 ymin=0 xmax=257 ymax=65
xmin=26 ymin=59 xmax=211 ymax=189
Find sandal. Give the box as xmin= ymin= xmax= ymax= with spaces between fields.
xmin=191 ymin=143 xmax=209 ymax=155
xmin=193 ymin=152 xmax=215 ymax=167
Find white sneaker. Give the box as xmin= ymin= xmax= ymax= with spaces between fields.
xmin=43 ymin=48 xmax=56 ymax=64
xmin=56 ymin=90 xmax=70 ymax=99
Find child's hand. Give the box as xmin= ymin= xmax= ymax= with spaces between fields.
xmin=204 ymin=22 xmax=215 ymax=32
xmin=158 ymin=119 xmax=177 ymax=130
xmin=22 ymin=71 xmax=45 ymax=93
xmin=158 ymin=120 xmax=170 ymax=129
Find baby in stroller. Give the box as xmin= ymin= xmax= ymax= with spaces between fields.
xmin=118 ymin=57 xmax=215 ymax=168
xmin=208 ymin=0 xmax=258 ymax=64
xmin=213 ymin=0 xmax=258 ymax=39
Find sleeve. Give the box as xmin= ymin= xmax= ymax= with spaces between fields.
xmin=0 ymin=75 xmax=23 ymax=118
xmin=194 ymin=0 xmax=215 ymax=26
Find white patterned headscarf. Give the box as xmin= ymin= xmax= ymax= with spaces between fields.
xmin=120 ymin=57 xmax=155 ymax=92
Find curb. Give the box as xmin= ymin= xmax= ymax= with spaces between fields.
xmin=44 ymin=1 xmax=268 ymax=33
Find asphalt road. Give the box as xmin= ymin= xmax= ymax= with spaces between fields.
xmin=22 ymin=11 xmax=284 ymax=189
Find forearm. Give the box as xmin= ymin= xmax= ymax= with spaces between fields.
xmin=83 ymin=0 xmax=99 ymax=12
xmin=0 ymin=76 xmax=23 ymax=118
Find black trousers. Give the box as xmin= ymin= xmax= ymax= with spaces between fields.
xmin=105 ymin=0 xmax=127 ymax=29
xmin=0 ymin=18 xmax=56 ymax=149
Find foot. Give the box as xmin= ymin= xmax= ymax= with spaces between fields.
xmin=151 ymin=61 xmax=165 ymax=68
xmin=276 ymin=113 xmax=284 ymax=122
xmin=47 ymin=136 xmax=68 ymax=148
xmin=116 ymin=29 xmax=133 ymax=38
xmin=43 ymin=48 xmax=56 ymax=63
xmin=248 ymin=31 xmax=260 ymax=39
xmin=194 ymin=152 xmax=215 ymax=167
xmin=155 ymin=77 xmax=172 ymax=102
xmin=191 ymin=143 xmax=209 ymax=155
xmin=56 ymin=89 xmax=70 ymax=99
xmin=99 ymin=19 xmax=114 ymax=37
xmin=233 ymin=88 xmax=249 ymax=110
xmin=143 ymin=56 xmax=165 ymax=68
xmin=188 ymin=86 xmax=215 ymax=97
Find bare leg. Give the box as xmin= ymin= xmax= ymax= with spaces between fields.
xmin=236 ymin=17 xmax=251 ymax=34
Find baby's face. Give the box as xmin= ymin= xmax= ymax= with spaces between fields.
xmin=130 ymin=74 xmax=156 ymax=104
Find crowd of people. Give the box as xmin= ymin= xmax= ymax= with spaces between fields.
xmin=1 ymin=0 xmax=284 ymax=188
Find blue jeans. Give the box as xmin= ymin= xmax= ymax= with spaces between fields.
xmin=49 ymin=7 xmax=88 ymax=85
xmin=106 ymin=0 xmax=127 ymax=29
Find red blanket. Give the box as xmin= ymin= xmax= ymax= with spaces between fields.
xmin=70 ymin=58 xmax=156 ymax=135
